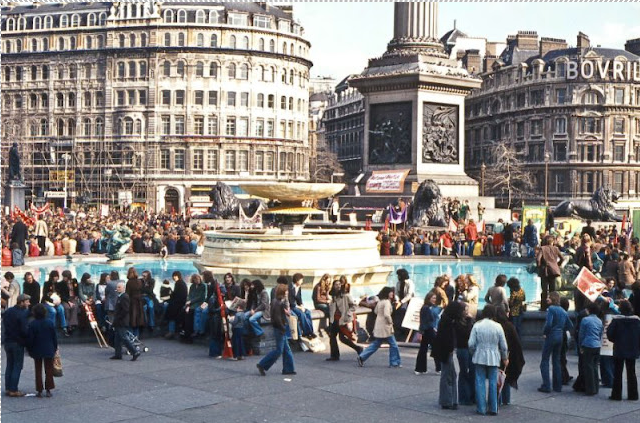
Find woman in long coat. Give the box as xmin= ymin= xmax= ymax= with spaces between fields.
xmin=125 ymin=267 xmax=146 ymax=336
xmin=208 ymin=278 xmax=224 ymax=358
xmin=495 ymin=307 xmax=525 ymax=405
xmin=27 ymin=303 xmax=58 ymax=397
xmin=432 ymin=301 xmax=465 ymax=410
xmin=164 ymin=271 xmax=188 ymax=339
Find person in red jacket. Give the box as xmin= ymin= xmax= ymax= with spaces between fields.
xmin=464 ymin=220 xmax=479 ymax=257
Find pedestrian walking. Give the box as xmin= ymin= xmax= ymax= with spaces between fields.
xmin=26 ymin=303 xmax=58 ymax=397
xmin=414 ymin=291 xmax=441 ymax=374
xmin=326 ymin=279 xmax=363 ymax=361
xmin=110 ymin=282 xmax=140 ymax=361
xmin=257 ymin=284 xmax=295 ymax=375
xmin=357 ymin=287 xmax=401 ymax=368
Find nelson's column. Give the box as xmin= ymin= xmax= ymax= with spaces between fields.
xmin=350 ymin=2 xmax=483 ymax=198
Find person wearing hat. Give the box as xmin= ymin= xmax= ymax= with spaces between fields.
xmin=2 ymin=294 xmax=31 ymax=397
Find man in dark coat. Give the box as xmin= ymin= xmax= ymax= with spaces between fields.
xmin=105 ymin=271 xmax=121 ymax=322
xmin=110 ymin=282 xmax=140 ymax=361
xmin=2 ymin=294 xmax=31 ymax=396
xmin=10 ymin=216 xmax=27 ymax=256
xmin=581 ymin=220 xmax=597 ymax=243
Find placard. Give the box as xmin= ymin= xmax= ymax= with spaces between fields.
xmin=401 ymin=297 xmax=423 ymax=332
xmin=573 ymin=267 xmax=606 ymax=303
xmin=366 ymin=170 xmax=410 ymax=193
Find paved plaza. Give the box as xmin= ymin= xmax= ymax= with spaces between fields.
xmin=3 ymin=338 xmax=640 ymax=423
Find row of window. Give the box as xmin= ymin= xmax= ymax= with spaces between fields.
xmin=158 ymin=148 xmax=305 ymax=174
xmin=3 ymin=30 xmax=305 ymax=56
xmin=3 ymin=63 xmax=106 ymax=82
xmin=468 ymin=116 xmax=640 ymax=143
xmin=2 ymin=9 xmax=300 ymax=34
xmin=157 ymin=60 xmax=307 ymax=86
xmin=159 ymin=115 xmax=305 ymax=140
xmin=469 ymin=87 xmax=640 ymax=117
xmin=157 ymin=89 xmax=306 ymax=111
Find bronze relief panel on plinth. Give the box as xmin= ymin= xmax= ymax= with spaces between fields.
xmin=368 ymin=102 xmax=412 ymax=165
xmin=422 ymin=103 xmax=459 ymax=164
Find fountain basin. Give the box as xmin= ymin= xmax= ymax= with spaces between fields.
xmin=198 ymin=228 xmax=391 ymax=285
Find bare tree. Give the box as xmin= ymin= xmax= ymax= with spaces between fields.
xmin=484 ymin=142 xmax=534 ymax=209
xmin=310 ymin=146 xmax=344 ymax=183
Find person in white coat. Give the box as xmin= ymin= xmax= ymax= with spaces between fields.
xmin=357 ymin=287 xmax=401 ymax=368
xmin=469 ymin=305 xmax=509 ymax=416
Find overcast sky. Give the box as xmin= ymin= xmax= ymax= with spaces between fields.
xmin=292 ymin=2 xmax=640 ymax=79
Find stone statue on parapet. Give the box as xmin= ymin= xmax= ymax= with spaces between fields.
xmin=411 ymin=179 xmax=447 ymax=227
xmin=209 ymin=181 xmax=265 ymax=219
xmin=553 ymin=186 xmax=622 ymax=222
xmin=8 ymin=142 xmax=23 ymax=183
xmin=102 ymin=224 xmax=133 ymax=260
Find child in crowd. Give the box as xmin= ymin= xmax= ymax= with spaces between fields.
xmin=230 ymin=303 xmax=247 ymax=360
xmin=28 ymin=235 xmax=40 ymax=258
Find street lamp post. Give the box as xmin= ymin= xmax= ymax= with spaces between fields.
xmin=544 ymin=152 xmax=550 ymax=206
xmin=480 ymin=162 xmax=486 ymax=197
xmin=61 ymin=153 xmax=71 ymax=210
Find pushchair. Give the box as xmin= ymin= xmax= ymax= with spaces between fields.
xmin=104 ymin=318 xmax=149 ymax=355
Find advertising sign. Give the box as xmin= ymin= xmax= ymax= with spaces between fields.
xmin=522 ymin=205 xmax=547 ymax=242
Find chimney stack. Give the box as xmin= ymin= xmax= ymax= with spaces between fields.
xmin=539 ymin=37 xmax=567 ymax=56
xmin=515 ymin=31 xmax=539 ymax=50
xmin=463 ymin=49 xmax=482 ymax=74
xmin=577 ymin=32 xmax=590 ymax=49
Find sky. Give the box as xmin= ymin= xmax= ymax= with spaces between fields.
xmin=291 ymin=2 xmax=640 ymax=79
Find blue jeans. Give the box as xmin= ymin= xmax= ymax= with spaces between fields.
xmin=500 ymin=383 xmax=511 ymax=405
xmin=600 ymin=355 xmax=614 ymax=388
xmin=258 ymin=328 xmax=295 ymax=373
xmin=209 ymin=338 xmax=222 ymax=357
xmin=142 ymin=296 xmax=155 ymax=328
xmin=96 ymin=303 xmax=106 ymax=327
xmin=291 ymin=307 xmax=314 ymax=337
xmin=475 ymin=364 xmax=498 ymax=415
xmin=231 ymin=327 xmax=245 ymax=357
xmin=247 ymin=311 xmax=264 ymax=337
xmin=359 ymin=336 xmax=401 ymax=367
xmin=168 ymin=320 xmax=176 ymax=334
xmin=540 ymin=332 xmax=563 ymax=392
xmin=457 ymin=348 xmax=475 ymax=405
xmin=194 ymin=304 xmax=207 ymax=334
xmin=3 ymin=342 xmax=24 ymax=392
xmin=510 ymin=314 xmax=523 ymax=339
xmin=45 ymin=303 xmax=67 ymax=329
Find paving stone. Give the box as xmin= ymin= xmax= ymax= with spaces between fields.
xmin=318 ymin=377 xmax=419 ymax=401
xmin=1 ymin=399 xmax=150 ymax=423
xmin=108 ymin=386 xmax=229 ymax=414
xmin=168 ymin=399 xmax=300 ymax=423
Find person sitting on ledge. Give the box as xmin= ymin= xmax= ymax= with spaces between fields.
xmin=288 ymin=273 xmax=316 ymax=339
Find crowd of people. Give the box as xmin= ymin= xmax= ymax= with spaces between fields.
xmin=1 ymin=208 xmax=205 ymax=266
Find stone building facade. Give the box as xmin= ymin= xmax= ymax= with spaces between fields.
xmin=321 ymin=76 xmax=365 ymax=178
xmin=465 ymin=31 xmax=640 ymax=207
xmin=1 ymin=2 xmax=311 ymax=213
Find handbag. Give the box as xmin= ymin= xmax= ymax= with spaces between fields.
xmin=53 ymin=348 xmax=63 ymax=377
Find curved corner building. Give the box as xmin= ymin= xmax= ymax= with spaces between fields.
xmin=1 ymin=2 xmax=312 ymax=212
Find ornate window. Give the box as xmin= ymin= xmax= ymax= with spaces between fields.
xmin=229 ymin=35 xmax=236 ymax=49
xmin=163 ymin=61 xmax=171 ymax=77
xmin=197 ymin=33 xmax=204 ymax=47
xmin=209 ymin=62 xmax=218 ymax=78
xmin=210 ymin=34 xmax=218 ymax=48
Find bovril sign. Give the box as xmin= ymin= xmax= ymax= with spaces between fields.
xmin=566 ymin=59 xmax=640 ymax=82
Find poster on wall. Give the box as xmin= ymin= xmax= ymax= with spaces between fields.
xmin=366 ymin=170 xmax=410 ymax=194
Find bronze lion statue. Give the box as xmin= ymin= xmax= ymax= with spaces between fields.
xmin=411 ymin=179 xmax=447 ymax=227
xmin=209 ymin=182 xmax=265 ymax=219
xmin=553 ymin=186 xmax=622 ymax=222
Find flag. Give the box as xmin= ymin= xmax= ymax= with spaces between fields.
xmin=574 ymin=267 xmax=607 ymax=303
xmin=448 ymin=217 xmax=458 ymax=233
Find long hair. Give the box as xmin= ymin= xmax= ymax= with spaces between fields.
xmin=252 ymin=279 xmax=265 ymax=293
xmin=274 ymin=283 xmax=288 ymax=301
xmin=127 ymin=267 xmax=138 ymax=280
xmin=378 ymin=286 xmax=394 ymax=300
xmin=80 ymin=273 xmax=91 ymax=284
xmin=98 ymin=273 xmax=109 ymax=285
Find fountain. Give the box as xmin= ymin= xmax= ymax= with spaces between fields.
xmin=198 ymin=183 xmax=391 ymax=285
